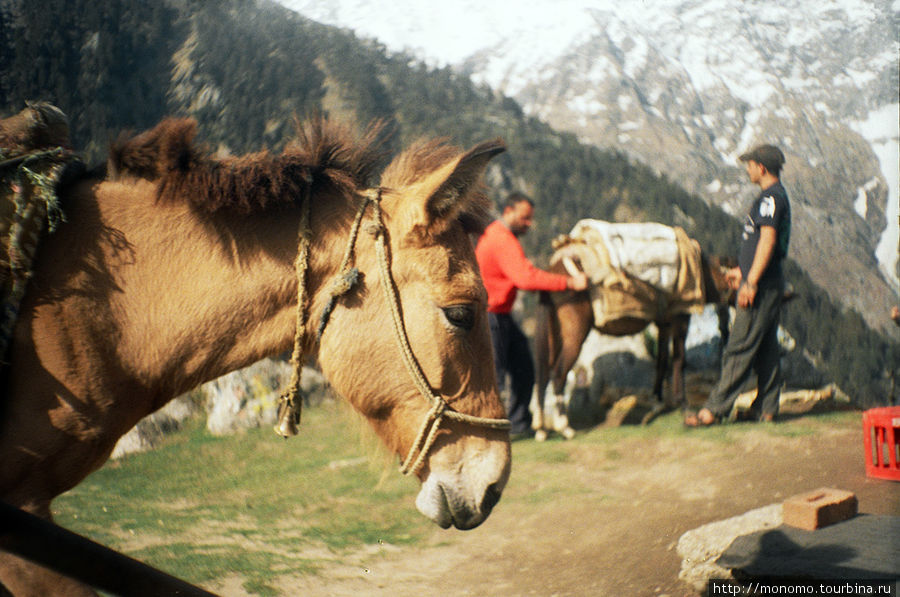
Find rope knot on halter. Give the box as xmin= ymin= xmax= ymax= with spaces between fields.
xmin=275 ymin=186 xmax=510 ymax=475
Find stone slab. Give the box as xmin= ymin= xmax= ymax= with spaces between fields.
xmin=718 ymin=514 xmax=900 ymax=581
xmin=677 ymin=504 xmax=783 ymax=591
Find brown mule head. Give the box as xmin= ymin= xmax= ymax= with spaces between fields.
xmin=315 ymin=138 xmax=511 ymax=530
xmin=702 ymin=253 xmax=735 ymax=305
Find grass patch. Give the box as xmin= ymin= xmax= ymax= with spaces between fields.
xmin=53 ymin=401 xmax=426 ymax=594
xmin=52 ymin=402 xmax=863 ymax=594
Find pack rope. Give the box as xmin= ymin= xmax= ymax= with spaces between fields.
xmin=276 ymin=187 xmax=511 ymax=474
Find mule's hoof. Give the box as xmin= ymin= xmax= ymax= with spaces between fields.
xmin=561 ymin=426 xmax=576 ymax=440
xmin=534 ymin=429 xmax=548 ymax=442
xmin=641 ymin=403 xmax=666 ymax=426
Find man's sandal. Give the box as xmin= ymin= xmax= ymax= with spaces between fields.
xmin=683 ymin=409 xmax=700 ymax=427
xmin=685 ymin=408 xmax=719 ymax=427
xmin=696 ymin=408 xmax=719 ymax=426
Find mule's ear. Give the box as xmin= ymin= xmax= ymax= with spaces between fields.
xmin=426 ymin=139 xmax=505 ymax=220
xmin=409 ymin=139 xmax=505 ymax=239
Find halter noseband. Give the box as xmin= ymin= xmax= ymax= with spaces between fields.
xmin=275 ymin=187 xmax=510 ymax=475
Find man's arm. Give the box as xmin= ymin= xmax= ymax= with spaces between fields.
xmin=495 ymin=237 xmax=586 ymax=291
xmin=737 ymin=225 xmax=776 ymax=308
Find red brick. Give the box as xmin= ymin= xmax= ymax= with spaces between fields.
xmin=783 ymin=487 xmax=858 ymax=530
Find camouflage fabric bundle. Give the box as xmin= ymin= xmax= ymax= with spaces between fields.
xmin=1 ymin=102 xmax=81 ymax=363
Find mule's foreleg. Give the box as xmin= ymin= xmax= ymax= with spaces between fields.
xmin=531 ymin=293 xmax=558 ymax=441
xmin=669 ymin=317 xmax=689 ymax=409
xmin=551 ymin=373 xmax=576 ymax=440
xmin=545 ymin=333 xmax=585 ymax=441
xmin=652 ymin=322 xmax=670 ymax=406
xmin=532 ymin=384 xmax=574 ymax=442
xmin=543 ymin=296 xmax=594 ymax=441
xmin=529 ymin=386 xmax=547 ymax=441
xmin=533 ymin=286 xmax=593 ymax=441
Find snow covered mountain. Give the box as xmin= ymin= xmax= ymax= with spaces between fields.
xmin=277 ymin=0 xmax=899 ymax=333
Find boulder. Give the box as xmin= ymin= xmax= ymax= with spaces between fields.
xmin=731 ymin=385 xmax=849 ymax=419
xmin=204 ymin=359 xmax=327 ymax=435
xmin=603 ymin=393 xmax=656 ymax=427
xmin=677 ymin=504 xmax=782 ymax=592
xmin=111 ymin=395 xmax=198 ymax=459
xmin=112 ymin=358 xmax=332 ymax=456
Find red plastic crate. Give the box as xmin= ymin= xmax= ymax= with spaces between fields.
xmin=862 ymin=406 xmax=900 ymax=481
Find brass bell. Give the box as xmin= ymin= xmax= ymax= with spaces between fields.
xmin=274 ymin=396 xmax=301 ymax=438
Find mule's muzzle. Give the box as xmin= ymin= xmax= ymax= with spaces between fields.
xmin=481 ymin=481 xmax=503 ymax=516
xmin=415 ymin=460 xmax=509 ymax=530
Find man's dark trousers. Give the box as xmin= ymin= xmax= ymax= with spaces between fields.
xmin=488 ymin=312 xmax=534 ymax=433
xmin=705 ymin=285 xmax=784 ymax=419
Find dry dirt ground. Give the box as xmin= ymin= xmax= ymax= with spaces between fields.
xmin=250 ymin=412 xmax=899 ymax=597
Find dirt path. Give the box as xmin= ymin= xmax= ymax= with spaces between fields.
xmin=267 ymin=414 xmax=897 ymax=597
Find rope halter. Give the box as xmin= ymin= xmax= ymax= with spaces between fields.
xmin=275 ymin=187 xmax=510 ymax=476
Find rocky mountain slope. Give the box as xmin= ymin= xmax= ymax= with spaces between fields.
xmin=3 ymin=0 xmax=896 ymax=403
xmin=278 ymin=0 xmax=900 ymax=335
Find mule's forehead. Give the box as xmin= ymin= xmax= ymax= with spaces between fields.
xmin=442 ymin=268 xmax=488 ymax=302
xmin=400 ymin=232 xmax=486 ymax=301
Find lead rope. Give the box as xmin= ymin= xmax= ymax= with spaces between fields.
xmin=365 ymin=192 xmax=510 ymax=476
xmin=274 ymin=185 xmax=312 ymax=438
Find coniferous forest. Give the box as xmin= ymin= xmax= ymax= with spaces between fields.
xmin=1 ymin=0 xmax=897 ymax=406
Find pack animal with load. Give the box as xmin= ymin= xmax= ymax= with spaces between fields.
xmin=532 ymin=219 xmax=734 ymax=440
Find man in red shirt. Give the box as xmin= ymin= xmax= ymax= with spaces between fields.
xmin=475 ymin=193 xmax=588 ymax=436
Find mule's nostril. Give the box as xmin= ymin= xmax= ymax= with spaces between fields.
xmin=481 ymin=482 xmax=503 ymax=514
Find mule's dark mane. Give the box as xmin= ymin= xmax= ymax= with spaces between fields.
xmin=106 ymin=116 xmax=495 ymax=234
xmin=108 ymin=116 xmax=387 ymax=213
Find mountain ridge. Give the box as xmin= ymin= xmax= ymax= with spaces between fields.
xmin=278 ymin=0 xmax=900 ymax=335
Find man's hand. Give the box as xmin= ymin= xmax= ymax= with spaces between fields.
xmin=738 ymin=225 xmax=776 ymax=309
xmin=725 ymin=267 xmax=742 ymax=290
xmin=737 ymin=280 xmax=757 ymax=308
xmin=567 ymin=271 xmax=589 ymax=291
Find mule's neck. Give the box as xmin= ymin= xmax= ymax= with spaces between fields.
xmin=176 ymin=201 xmax=360 ymax=393
xmin=102 ymin=190 xmax=354 ymax=402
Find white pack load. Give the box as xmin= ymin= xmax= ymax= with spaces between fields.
xmin=551 ymin=219 xmax=706 ymax=327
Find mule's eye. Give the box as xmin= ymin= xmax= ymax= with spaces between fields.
xmin=442 ymin=304 xmax=476 ymax=331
